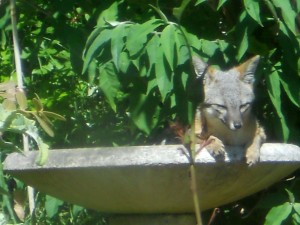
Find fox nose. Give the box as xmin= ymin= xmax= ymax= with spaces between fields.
xmin=233 ymin=121 xmax=242 ymax=129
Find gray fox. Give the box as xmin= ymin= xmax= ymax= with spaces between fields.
xmin=193 ymin=55 xmax=266 ymax=165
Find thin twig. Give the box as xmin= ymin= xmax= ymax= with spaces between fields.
xmin=10 ymin=0 xmax=35 ymax=214
xmin=189 ymin=119 xmax=203 ymax=225
xmin=207 ymin=208 xmax=220 ymax=225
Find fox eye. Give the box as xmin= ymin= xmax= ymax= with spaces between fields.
xmin=240 ymin=103 xmax=250 ymax=113
xmin=212 ymin=104 xmax=227 ymax=113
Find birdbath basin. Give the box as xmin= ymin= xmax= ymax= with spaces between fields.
xmin=3 ymin=143 xmax=300 ymax=214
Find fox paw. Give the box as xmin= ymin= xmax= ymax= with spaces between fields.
xmin=246 ymin=147 xmax=260 ymax=166
xmin=206 ymin=137 xmax=225 ymax=159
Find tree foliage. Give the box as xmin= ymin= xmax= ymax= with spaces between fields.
xmin=0 ymin=0 xmax=299 ymax=224
xmin=82 ymin=0 xmax=300 ymax=143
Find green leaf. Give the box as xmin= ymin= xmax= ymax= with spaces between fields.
xmin=146 ymin=78 xmax=158 ymax=94
xmin=0 ymin=163 xmax=16 ymax=222
xmin=3 ymin=99 xmax=16 ymax=111
xmin=271 ymin=0 xmax=297 ymax=35
xmin=43 ymin=111 xmax=66 ymax=121
xmin=20 ymin=116 xmax=49 ymax=165
xmin=35 ymin=140 xmax=49 ymax=166
xmin=264 ymin=202 xmax=293 ymax=225
xmin=293 ymin=211 xmax=300 ymax=225
xmin=32 ymin=113 xmax=54 ymax=137
xmin=15 ymin=91 xmax=27 ymax=110
xmin=0 ymin=6 xmax=10 ymax=29
xmin=294 ymin=203 xmax=300 ymax=215
xmin=146 ymin=34 xmax=160 ymax=73
xmin=174 ymin=28 xmax=189 ymax=65
xmin=181 ymin=27 xmax=200 ymax=49
xmin=155 ymin=49 xmax=172 ymax=101
xmin=99 ymin=62 xmax=121 ymax=112
xmin=243 ymin=0 xmax=263 ymax=26
xmin=83 ymin=28 xmax=112 ymax=74
xmin=285 ymin=189 xmax=295 ymax=204
xmin=280 ymin=75 xmax=300 ymax=108
xmin=237 ymin=27 xmax=248 ymax=61
xmin=129 ymin=93 xmax=160 ymax=134
xmin=217 ymin=0 xmax=228 ymax=10
xmin=160 ymin=24 xmax=176 ymax=70
xmin=266 ymin=64 xmax=290 ymax=141
xmin=111 ymin=24 xmax=128 ymax=70
xmin=201 ymin=39 xmax=218 ymax=57
xmin=72 ymin=205 xmax=84 ymax=218
xmin=84 ymin=26 xmax=105 ymax=55
xmin=118 ymin=51 xmax=131 ymax=73
xmin=195 ymin=0 xmax=206 ymax=6
xmin=173 ymin=0 xmax=192 ymax=21
xmin=96 ymin=1 xmax=119 ymax=26
xmin=45 ymin=195 xmax=64 ymax=219
xmin=0 ymin=165 xmax=9 ymax=196
xmin=126 ymin=19 xmax=163 ymax=57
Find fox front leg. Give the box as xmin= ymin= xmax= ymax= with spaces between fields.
xmin=245 ymin=123 xmax=266 ymax=166
xmin=203 ymin=135 xmax=225 ymax=160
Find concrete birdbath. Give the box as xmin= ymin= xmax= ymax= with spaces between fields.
xmin=3 ymin=143 xmax=300 ymax=224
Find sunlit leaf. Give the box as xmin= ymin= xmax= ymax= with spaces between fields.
xmin=32 ymin=94 xmax=43 ymax=111
xmin=280 ymin=75 xmax=300 ymax=108
xmin=82 ymin=28 xmax=112 ymax=74
xmin=111 ymin=23 xmax=128 ymax=70
xmin=174 ymin=28 xmax=189 ymax=66
xmin=155 ymin=49 xmax=172 ymax=101
xmin=43 ymin=111 xmax=66 ymax=121
xmin=0 ymin=174 xmax=9 ymax=195
xmin=294 ymin=203 xmax=300 ymax=215
xmin=35 ymin=141 xmax=49 ymax=166
xmin=96 ymin=1 xmax=119 ymax=26
xmin=271 ymin=0 xmax=297 ymax=35
xmin=160 ymin=24 xmax=176 ymax=70
xmin=45 ymin=195 xmax=64 ymax=219
xmin=118 ymin=51 xmax=131 ymax=73
xmin=293 ymin=211 xmax=300 ymax=224
xmin=32 ymin=113 xmax=54 ymax=137
xmin=146 ymin=34 xmax=160 ymax=73
xmin=201 ymin=39 xmax=218 ymax=57
xmin=237 ymin=27 xmax=248 ymax=61
xmin=98 ymin=62 xmax=120 ymax=112
xmin=126 ymin=19 xmax=163 ymax=56
xmin=15 ymin=91 xmax=27 ymax=110
xmin=264 ymin=202 xmax=292 ymax=225
xmin=266 ymin=64 xmax=289 ymax=141
xmin=3 ymin=99 xmax=16 ymax=111
xmin=195 ymin=0 xmax=206 ymax=6
xmin=83 ymin=26 xmax=105 ymax=55
xmin=217 ymin=0 xmax=228 ymax=10
xmin=285 ymin=189 xmax=295 ymax=204
xmin=244 ymin=0 xmax=263 ymax=26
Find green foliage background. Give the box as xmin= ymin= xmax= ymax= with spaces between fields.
xmin=0 ymin=0 xmax=299 ymax=224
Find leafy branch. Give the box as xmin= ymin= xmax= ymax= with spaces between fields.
xmin=0 ymin=81 xmax=65 ymax=165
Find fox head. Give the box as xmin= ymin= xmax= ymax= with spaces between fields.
xmin=193 ymin=56 xmax=260 ymax=131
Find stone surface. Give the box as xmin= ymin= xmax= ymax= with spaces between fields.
xmin=3 ymin=143 xmax=300 ymax=213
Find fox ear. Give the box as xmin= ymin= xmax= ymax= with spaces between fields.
xmin=237 ymin=55 xmax=260 ymax=84
xmin=192 ymin=56 xmax=208 ymax=78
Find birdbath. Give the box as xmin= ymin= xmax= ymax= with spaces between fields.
xmin=4 ymin=143 xmax=300 ymax=225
